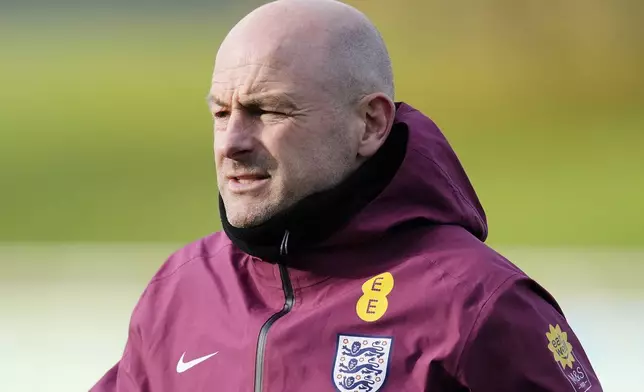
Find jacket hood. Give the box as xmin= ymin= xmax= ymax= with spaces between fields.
xmin=325 ymin=102 xmax=487 ymax=247
xmin=220 ymin=102 xmax=488 ymax=262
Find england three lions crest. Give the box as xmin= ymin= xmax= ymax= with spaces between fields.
xmin=332 ymin=334 xmax=393 ymax=392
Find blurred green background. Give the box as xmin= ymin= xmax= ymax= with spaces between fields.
xmin=1 ymin=1 xmax=642 ymax=391
xmin=1 ymin=0 xmax=642 ymax=246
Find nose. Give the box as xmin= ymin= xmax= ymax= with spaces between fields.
xmin=214 ymin=110 xmax=256 ymax=160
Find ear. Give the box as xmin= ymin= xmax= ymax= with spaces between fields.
xmin=356 ymin=93 xmax=396 ymax=159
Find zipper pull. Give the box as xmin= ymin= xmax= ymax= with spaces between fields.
xmin=280 ymin=230 xmax=290 ymax=256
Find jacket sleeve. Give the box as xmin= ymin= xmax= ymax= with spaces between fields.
xmin=456 ymin=277 xmax=603 ymax=392
xmin=90 ymin=295 xmax=150 ymax=391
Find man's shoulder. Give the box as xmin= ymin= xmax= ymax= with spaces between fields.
xmin=409 ymin=226 xmax=558 ymax=343
xmin=414 ymin=225 xmax=565 ymax=337
xmin=149 ymin=231 xmax=235 ymax=283
xmin=413 ymin=225 xmax=526 ymax=288
xmin=405 ymin=225 xmax=535 ymax=320
xmin=126 ymin=231 xmax=244 ymax=336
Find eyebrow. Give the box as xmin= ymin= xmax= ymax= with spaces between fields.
xmin=206 ymin=93 xmax=226 ymax=108
xmin=206 ymin=92 xmax=297 ymax=112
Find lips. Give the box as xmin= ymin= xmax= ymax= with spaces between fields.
xmin=225 ymin=173 xmax=270 ymax=193
xmin=230 ymin=174 xmax=270 ymax=182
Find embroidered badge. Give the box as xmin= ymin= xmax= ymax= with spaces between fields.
xmin=332 ymin=334 xmax=393 ymax=392
xmin=546 ymin=324 xmax=593 ymax=392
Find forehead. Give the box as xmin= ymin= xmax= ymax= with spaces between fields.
xmin=210 ymin=39 xmax=327 ymax=104
xmin=212 ymin=61 xmax=294 ymax=93
xmin=209 ymin=64 xmax=305 ymax=109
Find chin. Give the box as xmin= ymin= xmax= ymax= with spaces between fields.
xmin=225 ymin=205 xmax=274 ymax=228
xmin=227 ymin=218 xmax=257 ymax=229
xmin=223 ymin=193 xmax=296 ymax=228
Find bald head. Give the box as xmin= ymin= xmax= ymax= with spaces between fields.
xmin=211 ymin=0 xmax=397 ymax=228
xmin=217 ymin=0 xmax=394 ymax=103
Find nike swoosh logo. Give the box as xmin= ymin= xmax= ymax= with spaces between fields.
xmin=176 ymin=351 xmax=219 ymax=373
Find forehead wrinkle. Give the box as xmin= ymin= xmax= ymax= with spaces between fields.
xmin=213 ymin=54 xmax=315 ymax=88
xmin=210 ymin=49 xmax=321 ymax=111
xmin=211 ymin=62 xmax=288 ymax=83
xmin=208 ymin=85 xmax=299 ymax=110
xmin=212 ymin=65 xmax=292 ymax=94
xmin=213 ymin=62 xmax=286 ymax=74
xmin=210 ymin=68 xmax=301 ymax=108
xmin=210 ymin=81 xmax=293 ymax=99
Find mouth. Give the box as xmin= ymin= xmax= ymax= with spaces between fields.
xmin=226 ymin=173 xmax=271 ymax=193
xmin=231 ymin=174 xmax=270 ymax=182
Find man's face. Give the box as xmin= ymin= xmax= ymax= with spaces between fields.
xmin=209 ymin=50 xmax=361 ymax=228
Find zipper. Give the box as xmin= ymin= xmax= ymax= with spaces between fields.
xmin=254 ymin=231 xmax=295 ymax=392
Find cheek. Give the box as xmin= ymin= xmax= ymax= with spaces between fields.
xmin=296 ymin=140 xmax=349 ymax=185
xmin=264 ymin=130 xmax=315 ymax=181
xmin=213 ymin=147 xmax=224 ymax=173
xmin=213 ymin=129 xmax=225 ymax=158
xmin=264 ymin=118 xmax=354 ymax=183
xmin=212 ymin=132 xmax=220 ymax=159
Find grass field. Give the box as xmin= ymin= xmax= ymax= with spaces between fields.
xmin=1 ymin=244 xmax=642 ymax=391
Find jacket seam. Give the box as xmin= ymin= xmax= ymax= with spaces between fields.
xmin=149 ymin=242 xmax=234 ymax=285
xmin=296 ymin=275 xmax=334 ymax=290
xmin=133 ymin=243 xmax=235 ymax=356
xmin=453 ymin=273 xmax=520 ymax=377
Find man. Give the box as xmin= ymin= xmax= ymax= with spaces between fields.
xmin=92 ymin=0 xmax=602 ymax=391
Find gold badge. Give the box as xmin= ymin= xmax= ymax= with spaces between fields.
xmin=356 ymin=272 xmax=394 ymax=322
xmin=545 ymin=324 xmax=593 ymax=391
xmin=546 ymin=324 xmax=576 ymax=369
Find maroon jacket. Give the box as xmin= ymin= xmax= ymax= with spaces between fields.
xmin=92 ymin=103 xmax=601 ymax=392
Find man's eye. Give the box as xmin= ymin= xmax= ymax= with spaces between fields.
xmin=214 ymin=111 xmax=229 ymax=119
xmin=260 ymin=109 xmax=285 ymax=118
xmin=263 ymin=110 xmax=283 ymax=116
xmin=248 ymin=107 xmax=267 ymax=116
xmin=247 ymin=107 xmax=283 ymax=117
